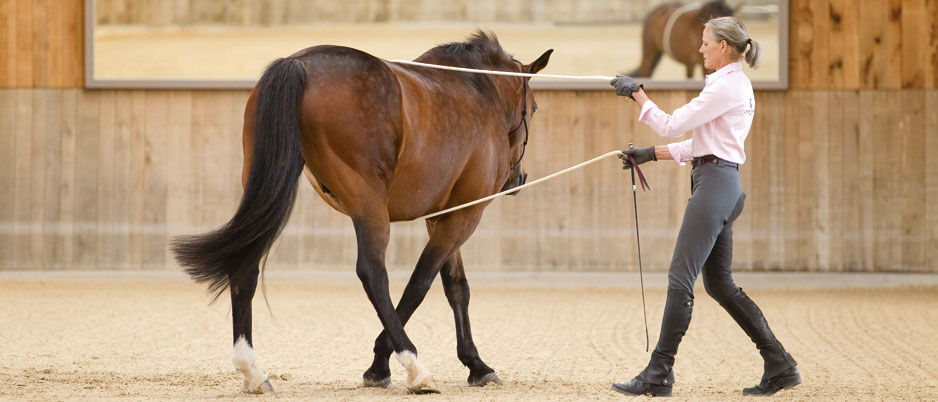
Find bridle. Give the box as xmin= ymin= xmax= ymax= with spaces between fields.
xmin=507 ymin=71 xmax=529 ymax=173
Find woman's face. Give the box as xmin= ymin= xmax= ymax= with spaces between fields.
xmin=699 ymin=27 xmax=724 ymax=71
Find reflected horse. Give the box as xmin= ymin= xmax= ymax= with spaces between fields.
xmin=627 ymin=0 xmax=734 ymax=78
xmin=171 ymin=31 xmax=552 ymax=394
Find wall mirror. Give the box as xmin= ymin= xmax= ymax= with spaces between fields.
xmin=85 ymin=0 xmax=787 ymax=90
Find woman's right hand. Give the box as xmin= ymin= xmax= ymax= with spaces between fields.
xmin=618 ymin=146 xmax=657 ymax=169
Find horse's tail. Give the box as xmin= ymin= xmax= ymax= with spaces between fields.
xmin=171 ymin=57 xmax=308 ymax=301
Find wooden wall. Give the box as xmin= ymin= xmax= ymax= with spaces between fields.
xmin=1 ymin=0 xmax=937 ymax=273
xmin=0 ymin=0 xmax=84 ymax=87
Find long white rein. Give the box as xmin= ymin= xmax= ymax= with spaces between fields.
xmin=387 ymin=59 xmax=624 ymax=221
xmin=418 ymin=151 xmax=623 ymax=220
xmin=388 ymin=59 xmax=616 ymax=81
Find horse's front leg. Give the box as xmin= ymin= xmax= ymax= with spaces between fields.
xmin=230 ymin=266 xmax=275 ymax=394
xmin=353 ymin=214 xmax=439 ymax=394
xmin=440 ymin=249 xmax=501 ymax=386
xmin=362 ymin=211 xmax=484 ymax=391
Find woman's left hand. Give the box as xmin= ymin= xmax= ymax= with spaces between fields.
xmin=610 ymin=75 xmax=643 ymax=100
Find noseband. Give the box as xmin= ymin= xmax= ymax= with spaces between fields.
xmin=507 ymin=76 xmax=529 ymax=173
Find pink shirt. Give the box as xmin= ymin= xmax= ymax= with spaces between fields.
xmin=638 ymin=62 xmax=754 ymax=165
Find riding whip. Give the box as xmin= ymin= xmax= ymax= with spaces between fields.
xmin=626 ymin=143 xmax=651 ymax=352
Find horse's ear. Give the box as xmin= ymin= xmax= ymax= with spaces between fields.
xmin=526 ymin=49 xmax=553 ymax=74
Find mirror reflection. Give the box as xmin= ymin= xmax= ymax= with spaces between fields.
xmin=91 ymin=0 xmax=783 ymax=88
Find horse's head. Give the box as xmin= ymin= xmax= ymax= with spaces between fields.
xmin=499 ymin=48 xmax=552 ymax=196
xmin=701 ymin=0 xmax=735 ymax=20
xmin=418 ymin=31 xmax=552 ymax=196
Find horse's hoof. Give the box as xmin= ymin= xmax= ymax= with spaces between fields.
xmin=407 ymin=377 xmax=441 ymax=394
xmin=363 ymin=375 xmax=392 ymax=388
xmin=407 ymin=385 xmax=441 ymax=394
xmin=242 ymin=378 xmax=276 ymax=394
xmin=469 ymin=372 xmax=503 ymax=387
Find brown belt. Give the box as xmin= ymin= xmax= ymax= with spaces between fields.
xmin=691 ymin=155 xmax=739 ymax=170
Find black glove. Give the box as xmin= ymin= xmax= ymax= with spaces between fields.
xmin=618 ymin=146 xmax=656 ymax=170
xmin=610 ymin=75 xmax=643 ymax=100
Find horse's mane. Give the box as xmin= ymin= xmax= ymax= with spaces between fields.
xmin=699 ymin=0 xmax=734 ymax=20
xmin=415 ymin=30 xmax=515 ymax=95
xmin=418 ymin=30 xmax=513 ymax=70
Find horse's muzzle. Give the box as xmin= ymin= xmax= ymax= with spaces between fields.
xmin=501 ymin=172 xmax=528 ymax=196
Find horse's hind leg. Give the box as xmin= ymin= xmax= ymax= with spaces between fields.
xmin=230 ymin=266 xmax=275 ymax=394
xmin=440 ymin=249 xmax=501 ymax=386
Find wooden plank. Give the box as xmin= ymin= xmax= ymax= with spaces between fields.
xmin=837 ymin=90 xmax=860 ymax=270
xmin=111 ymin=90 xmax=132 ymax=268
xmin=899 ymin=91 xmax=926 ymax=271
xmin=12 ymin=90 xmax=33 ymax=268
xmin=164 ymin=91 xmax=193 ymax=267
xmin=33 ymin=90 xmax=54 ymax=270
xmin=128 ymin=91 xmax=147 ymax=269
xmin=0 ymin=0 xmax=17 ymax=86
xmin=142 ymin=91 xmax=169 ymax=269
xmin=789 ymin=0 xmax=814 ymax=89
xmin=95 ymin=90 xmax=117 ymax=267
xmin=929 ymin=0 xmax=938 ymax=88
xmin=859 ymin=0 xmax=887 ymax=88
xmin=61 ymin=0 xmax=85 ymax=87
xmin=827 ymin=90 xmax=846 ymax=271
xmin=901 ymin=0 xmax=926 ymax=88
xmin=0 ymin=91 xmax=16 ymax=267
xmin=872 ymin=91 xmax=901 ymax=270
xmin=810 ymin=0 xmax=831 ymax=89
xmin=926 ymin=91 xmax=938 ymax=272
xmin=856 ymin=91 xmax=875 ymax=270
xmin=45 ymin=0 xmax=62 ymax=87
xmin=73 ymin=90 xmax=99 ymax=268
xmin=30 ymin=0 xmax=48 ymax=87
xmin=54 ymin=89 xmax=77 ymax=270
xmin=15 ymin=0 xmax=34 ymax=87
xmin=884 ymin=0 xmax=903 ymax=89
xmin=828 ymin=0 xmax=860 ymax=88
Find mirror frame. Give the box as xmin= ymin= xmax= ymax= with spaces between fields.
xmin=84 ymin=0 xmax=788 ymax=90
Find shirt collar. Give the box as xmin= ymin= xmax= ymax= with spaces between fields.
xmin=705 ymin=62 xmax=742 ymax=86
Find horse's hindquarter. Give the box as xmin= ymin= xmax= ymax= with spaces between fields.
xmin=291 ymin=46 xmax=405 ymax=217
xmin=384 ymin=65 xmax=508 ymax=221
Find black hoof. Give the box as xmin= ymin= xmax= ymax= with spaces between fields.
xmin=363 ymin=369 xmax=392 ymax=388
xmin=742 ymin=366 xmax=801 ymax=396
xmin=468 ymin=372 xmax=503 ymax=387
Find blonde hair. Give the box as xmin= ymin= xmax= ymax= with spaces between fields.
xmin=705 ymin=16 xmax=761 ymax=69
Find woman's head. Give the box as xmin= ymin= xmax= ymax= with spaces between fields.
xmin=699 ymin=16 xmax=761 ymax=71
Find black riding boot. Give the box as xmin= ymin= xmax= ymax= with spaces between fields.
xmin=612 ymin=288 xmax=694 ymax=397
xmin=720 ymin=288 xmax=801 ymax=395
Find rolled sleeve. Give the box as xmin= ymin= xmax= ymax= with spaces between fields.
xmin=667 ymin=140 xmax=693 ymax=166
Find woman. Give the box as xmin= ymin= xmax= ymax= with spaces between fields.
xmin=609 ymin=17 xmax=800 ymax=397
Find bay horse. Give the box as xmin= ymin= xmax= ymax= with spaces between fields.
xmin=171 ymin=31 xmax=552 ymax=394
xmin=627 ymin=0 xmax=734 ymax=78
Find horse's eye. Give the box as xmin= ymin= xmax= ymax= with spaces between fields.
xmin=532 ymin=104 xmax=538 ymax=113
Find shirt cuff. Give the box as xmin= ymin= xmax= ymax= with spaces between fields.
xmin=638 ymin=99 xmax=658 ymax=122
xmin=666 ymin=143 xmax=688 ymax=166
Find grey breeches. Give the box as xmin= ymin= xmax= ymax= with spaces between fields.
xmin=667 ymin=163 xmax=746 ymax=299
